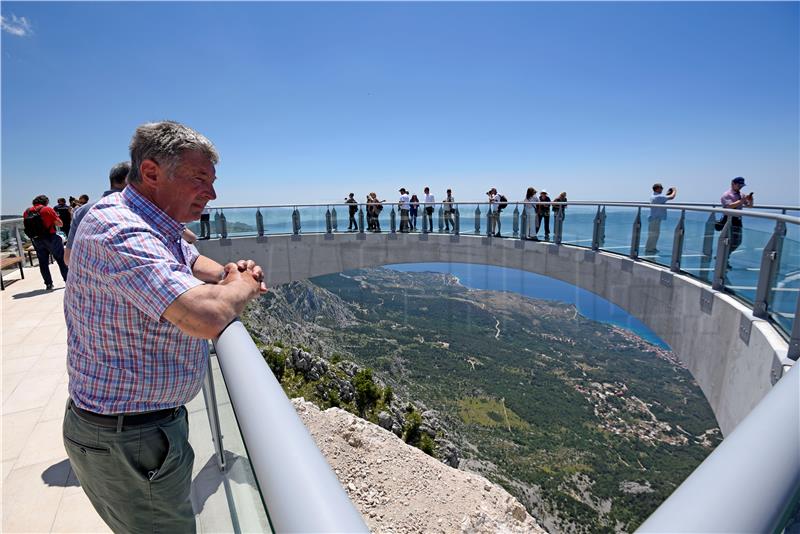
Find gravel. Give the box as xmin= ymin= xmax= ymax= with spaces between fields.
xmin=293 ymin=398 xmax=546 ymax=534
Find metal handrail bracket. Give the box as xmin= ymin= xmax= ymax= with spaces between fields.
xmin=213 ymin=320 xmax=368 ymax=533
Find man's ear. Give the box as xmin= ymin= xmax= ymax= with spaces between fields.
xmin=139 ymin=159 xmax=161 ymax=188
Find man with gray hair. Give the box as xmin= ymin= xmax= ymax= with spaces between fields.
xmin=64 ymin=160 xmax=130 ymax=264
xmin=63 ymin=121 xmax=266 ymax=532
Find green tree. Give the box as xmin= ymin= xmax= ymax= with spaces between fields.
xmin=261 ymin=348 xmax=286 ymax=381
xmin=382 ymin=385 xmax=394 ymax=406
xmin=353 ymin=368 xmax=380 ymax=417
xmin=403 ymin=410 xmax=423 ymax=445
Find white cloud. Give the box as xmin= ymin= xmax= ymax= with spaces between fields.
xmin=1 ymin=14 xmax=32 ymax=37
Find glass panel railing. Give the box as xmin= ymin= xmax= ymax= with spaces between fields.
xmin=723 ymin=220 xmax=775 ymax=308
xmin=1 ymin=218 xmax=26 ymax=257
xmin=601 ymin=206 xmax=635 ymax=256
xmin=769 ymin=229 xmax=800 ymax=334
xmin=639 ymin=208 xmax=679 ymax=269
xmin=560 ymin=205 xmax=597 ymax=248
xmin=679 ymin=210 xmax=717 ymax=284
xmin=1 ymin=219 xmax=28 ymax=286
xmin=187 ymin=355 xmax=270 ymax=533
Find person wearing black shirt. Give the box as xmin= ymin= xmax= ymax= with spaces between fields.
xmin=345 ymin=193 xmax=358 ymax=231
xmin=536 ymin=190 xmax=552 ymax=239
xmin=54 ymin=198 xmax=72 ymax=237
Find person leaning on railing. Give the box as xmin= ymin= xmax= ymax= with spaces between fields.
xmin=62 ymin=121 xmax=267 ymax=534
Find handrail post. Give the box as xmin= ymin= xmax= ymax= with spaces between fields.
xmin=702 ymin=212 xmax=717 ymax=257
xmin=325 ymin=207 xmax=332 ymax=234
xmin=512 ymin=204 xmax=520 ymax=238
xmin=454 ymin=205 xmax=460 ymax=235
xmin=554 ymin=206 xmax=564 ymax=245
xmin=670 ymin=210 xmax=685 ymax=272
xmin=474 ymin=205 xmax=481 ymax=235
xmin=390 ymin=207 xmax=397 ymax=234
xmin=520 ymin=206 xmax=527 ymax=241
xmin=630 ymin=207 xmax=642 ymax=259
xmin=331 ymin=207 xmax=338 ymax=232
xmin=219 ymin=211 xmax=228 ymax=239
xmin=591 ymin=206 xmax=603 ymax=251
xmin=486 ymin=206 xmax=493 ymax=238
xmin=753 ymin=220 xmax=786 ymax=319
xmin=291 ymin=208 xmax=301 ymax=235
xmin=712 ymin=218 xmax=732 ymax=290
xmin=201 ymin=356 xmax=226 ymax=471
xmin=789 ymin=291 xmax=800 ymax=361
xmin=357 ymin=206 xmax=365 ymax=233
xmin=437 ymin=206 xmax=444 ymax=233
xmin=14 ymin=226 xmax=24 ymax=258
xmin=599 ymin=206 xmax=606 ymax=247
xmin=213 ymin=210 xmax=221 ymax=239
xmin=256 ymin=208 xmax=265 ymax=237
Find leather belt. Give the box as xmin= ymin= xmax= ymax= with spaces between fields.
xmin=69 ymin=399 xmax=180 ymax=431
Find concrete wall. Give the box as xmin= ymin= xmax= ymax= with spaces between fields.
xmin=197 ymin=232 xmax=791 ymax=436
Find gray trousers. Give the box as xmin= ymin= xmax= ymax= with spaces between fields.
xmin=63 ymin=401 xmax=196 ymax=533
xmin=645 ymin=217 xmax=662 ymax=252
xmin=400 ymin=209 xmax=410 ymax=232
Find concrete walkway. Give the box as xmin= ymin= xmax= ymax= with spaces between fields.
xmin=2 ymin=266 xmax=266 ymax=533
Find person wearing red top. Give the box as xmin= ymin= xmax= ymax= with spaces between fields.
xmin=23 ymin=194 xmax=68 ymax=290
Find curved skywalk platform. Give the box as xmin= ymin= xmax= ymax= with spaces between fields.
xmin=198 ymin=228 xmax=793 ymax=436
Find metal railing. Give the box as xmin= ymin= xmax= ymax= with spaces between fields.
xmin=211 ymin=320 xmax=368 ymax=533
xmin=193 ymin=201 xmax=800 ymax=354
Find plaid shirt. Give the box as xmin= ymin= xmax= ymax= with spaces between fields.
xmin=65 ymin=186 xmax=207 ymax=414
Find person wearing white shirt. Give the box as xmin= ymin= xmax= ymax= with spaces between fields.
xmin=487 ymin=187 xmax=503 ymax=236
xmin=398 ymin=188 xmax=411 ymax=233
xmin=523 ymin=187 xmax=538 ymax=239
xmin=423 ymin=187 xmax=435 ymax=233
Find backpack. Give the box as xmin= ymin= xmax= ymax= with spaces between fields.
xmin=23 ymin=206 xmax=49 ymax=239
xmin=497 ymin=195 xmax=508 ymax=211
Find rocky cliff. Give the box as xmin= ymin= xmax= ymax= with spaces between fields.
xmin=293 ymin=398 xmax=545 ymax=534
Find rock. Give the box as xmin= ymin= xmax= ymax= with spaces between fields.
xmin=436 ymin=439 xmax=460 ymax=468
xmin=291 ymin=398 xmax=545 ymax=534
xmin=378 ymin=411 xmax=394 ymax=431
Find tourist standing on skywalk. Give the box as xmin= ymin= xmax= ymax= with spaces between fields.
xmin=720 ymin=176 xmax=754 ymax=254
xmin=63 ymin=121 xmax=266 ymax=533
xmin=536 ymin=190 xmax=552 ymax=240
xmin=346 ymin=192 xmax=358 ymax=231
xmin=64 ymin=161 xmax=130 ymax=265
xmin=443 ymin=188 xmax=455 ymax=232
xmin=409 ymin=194 xmax=419 ymax=231
xmin=488 ymin=188 xmax=503 ymax=236
xmin=423 ymin=186 xmax=435 ymax=233
xmin=523 ymin=187 xmax=537 ymax=239
xmin=399 ymin=188 xmax=411 ymax=232
xmin=644 ymin=183 xmax=677 ymax=254
xmin=23 ymin=195 xmax=68 ymax=290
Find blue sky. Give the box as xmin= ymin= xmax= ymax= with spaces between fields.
xmin=2 ymin=1 xmax=798 ymax=215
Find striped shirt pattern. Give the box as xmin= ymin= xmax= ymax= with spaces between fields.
xmin=65 ymin=186 xmax=207 ymax=414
